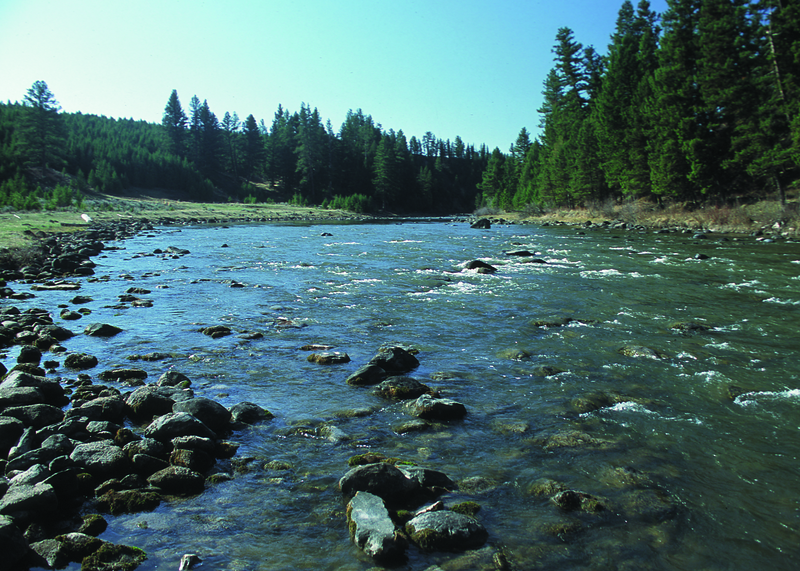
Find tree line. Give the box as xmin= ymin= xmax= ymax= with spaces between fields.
xmin=1 ymin=82 xmax=489 ymax=213
xmin=478 ymin=0 xmax=799 ymax=211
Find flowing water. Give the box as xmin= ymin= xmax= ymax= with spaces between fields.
xmin=4 ymin=220 xmax=800 ymax=570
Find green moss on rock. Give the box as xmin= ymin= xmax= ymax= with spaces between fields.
xmin=81 ymin=543 xmax=146 ymax=571
xmin=450 ymin=501 xmax=481 ymax=517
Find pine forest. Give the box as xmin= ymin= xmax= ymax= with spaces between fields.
xmin=1 ymin=0 xmax=798 ymax=215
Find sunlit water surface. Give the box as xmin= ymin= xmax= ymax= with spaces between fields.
xmin=4 ymin=221 xmax=800 ymax=570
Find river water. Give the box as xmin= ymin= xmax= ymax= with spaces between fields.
xmin=5 ymin=220 xmax=800 ymax=570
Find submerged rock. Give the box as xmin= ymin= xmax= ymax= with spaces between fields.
xmin=618 ymin=345 xmax=665 ymax=359
xmin=84 ymin=323 xmax=123 ymax=337
xmin=307 ymin=351 xmax=351 ymax=365
xmin=373 ymin=376 xmax=434 ymax=400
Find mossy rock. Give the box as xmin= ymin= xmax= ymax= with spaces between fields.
xmin=79 ymin=514 xmax=108 ymax=536
xmin=81 ymin=543 xmax=147 ymax=571
xmin=348 ymin=452 xmax=387 ymax=466
xmin=450 ymin=501 xmax=481 ymax=517
xmin=527 ymin=478 xmax=568 ymax=497
xmin=96 ymin=490 xmax=161 ymax=515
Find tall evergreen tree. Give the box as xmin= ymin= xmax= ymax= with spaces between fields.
xmin=241 ymin=114 xmax=263 ymax=181
xmin=19 ymin=80 xmax=65 ymax=169
xmin=221 ymin=111 xmax=241 ymax=179
xmin=162 ymin=89 xmax=187 ymax=158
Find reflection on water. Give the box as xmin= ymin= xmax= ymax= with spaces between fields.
xmin=4 ymin=221 xmax=800 ymax=570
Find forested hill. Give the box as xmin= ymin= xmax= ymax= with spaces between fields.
xmin=0 ymin=89 xmax=489 ymax=214
xmin=477 ymin=0 xmax=799 ymax=210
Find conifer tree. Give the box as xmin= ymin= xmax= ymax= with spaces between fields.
xmin=242 ymin=114 xmax=263 ymax=181
xmin=20 ymin=80 xmax=65 ymax=169
xmin=162 ymin=89 xmax=187 ymax=158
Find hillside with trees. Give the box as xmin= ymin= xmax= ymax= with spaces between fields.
xmin=478 ymin=0 xmax=799 ymax=211
xmin=1 ymin=83 xmax=488 ymax=214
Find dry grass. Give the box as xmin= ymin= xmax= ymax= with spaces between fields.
xmin=501 ymin=198 xmax=800 ymax=237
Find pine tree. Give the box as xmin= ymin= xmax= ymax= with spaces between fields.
xmin=19 ymin=80 xmax=65 ymax=169
xmin=241 ymin=114 xmax=264 ymax=182
xmin=221 ymin=111 xmax=241 ymax=179
xmin=162 ymin=89 xmax=187 ymax=158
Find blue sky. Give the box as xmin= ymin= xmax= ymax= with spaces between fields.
xmin=0 ymin=0 xmax=668 ymax=153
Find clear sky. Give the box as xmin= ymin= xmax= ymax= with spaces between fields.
xmin=0 ymin=0 xmax=668 ymax=153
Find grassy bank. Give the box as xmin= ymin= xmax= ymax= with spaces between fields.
xmin=493 ymin=198 xmax=800 ymax=238
xmin=0 ymin=189 xmax=362 ymax=250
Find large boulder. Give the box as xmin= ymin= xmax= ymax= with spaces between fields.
xmin=0 ymin=482 xmax=59 ymax=519
xmin=0 ymin=416 xmax=24 ymax=457
xmin=172 ymin=398 xmax=231 ymax=434
xmin=347 ymin=492 xmax=407 ymax=562
xmin=70 ymin=441 xmax=130 ymax=479
xmin=143 ymin=412 xmax=217 ymax=442
xmin=0 ymin=369 xmax=67 ymax=407
xmin=1 ymin=403 xmax=65 ymax=429
xmin=368 ymin=346 xmax=419 ymax=375
xmin=339 ymin=463 xmax=420 ymax=506
xmin=404 ymin=510 xmax=488 ymax=552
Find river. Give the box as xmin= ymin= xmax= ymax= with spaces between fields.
xmin=5 ymin=219 xmax=800 ymax=570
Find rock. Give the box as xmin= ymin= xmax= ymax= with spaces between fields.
xmin=157 ymin=370 xmax=191 ymax=387
xmin=0 ymin=416 xmax=24 ymax=457
xmin=345 ymin=364 xmax=387 ymax=386
xmin=84 ymin=323 xmax=123 ymax=337
xmin=70 ymin=441 xmax=130 ymax=479
xmin=169 ymin=448 xmax=215 ymax=472
xmin=551 ymin=489 xmax=605 ymax=513
xmin=229 ymin=401 xmax=274 ymax=424
xmin=347 ymin=491 xmax=407 ymax=562
xmin=147 ymin=466 xmax=205 ymax=495
xmin=470 ymin=219 xmax=491 ymax=229
xmin=407 ymin=395 xmax=467 ymax=421
xmin=464 ymin=260 xmax=497 ymax=273
xmin=125 ymin=385 xmax=194 ymax=419
xmin=373 ymin=376 xmax=434 ymax=400
xmin=17 ymin=345 xmax=42 ymax=364
xmin=79 ymin=514 xmax=108 ymax=536
xmin=2 ymin=403 xmax=65 ymax=429
xmin=307 ymin=351 xmax=351 ymax=364
xmin=397 ymin=466 xmax=455 ymax=491
xmin=368 ymin=346 xmax=419 ymax=375
xmin=504 ymin=250 xmax=536 ymax=257
xmin=0 ymin=386 xmax=45 ymax=409
xmin=172 ymin=398 xmax=231 ymax=434
xmin=339 ymin=463 xmax=420 ymax=506
xmin=670 ymin=321 xmax=710 ymax=332
xmin=202 ymin=325 xmax=231 ymax=338
xmin=143 ymin=412 xmax=217 ymax=442
xmin=404 ymin=510 xmax=488 ymax=552
xmin=67 ymin=395 xmax=127 ymax=423
xmin=98 ymin=368 xmax=148 ymax=383
xmin=0 ymin=514 xmax=31 ymax=565
xmin=619 ymin=487 xmax=678 ymax=522
xmin=618 ymin=345 xmax=664 ymax=359
xmin=64 ymin=352 xmax=99 ymax=369
xmin=60 ymin=309 xmax=83 ymax=320
xmin=180 ymin=553 xmax=203 ymax=570
xmin=0 ymin=369 xmax=68 ymax=407
xmin=393 ymin=420 xmax=432 ymax=434
xmin=80 ymin=542 xmax=147 ymax=571
xmin=96 ymin=490 xmax=161 ymax=515
xmin=0 ymin=482 xmax=59 ymax=518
